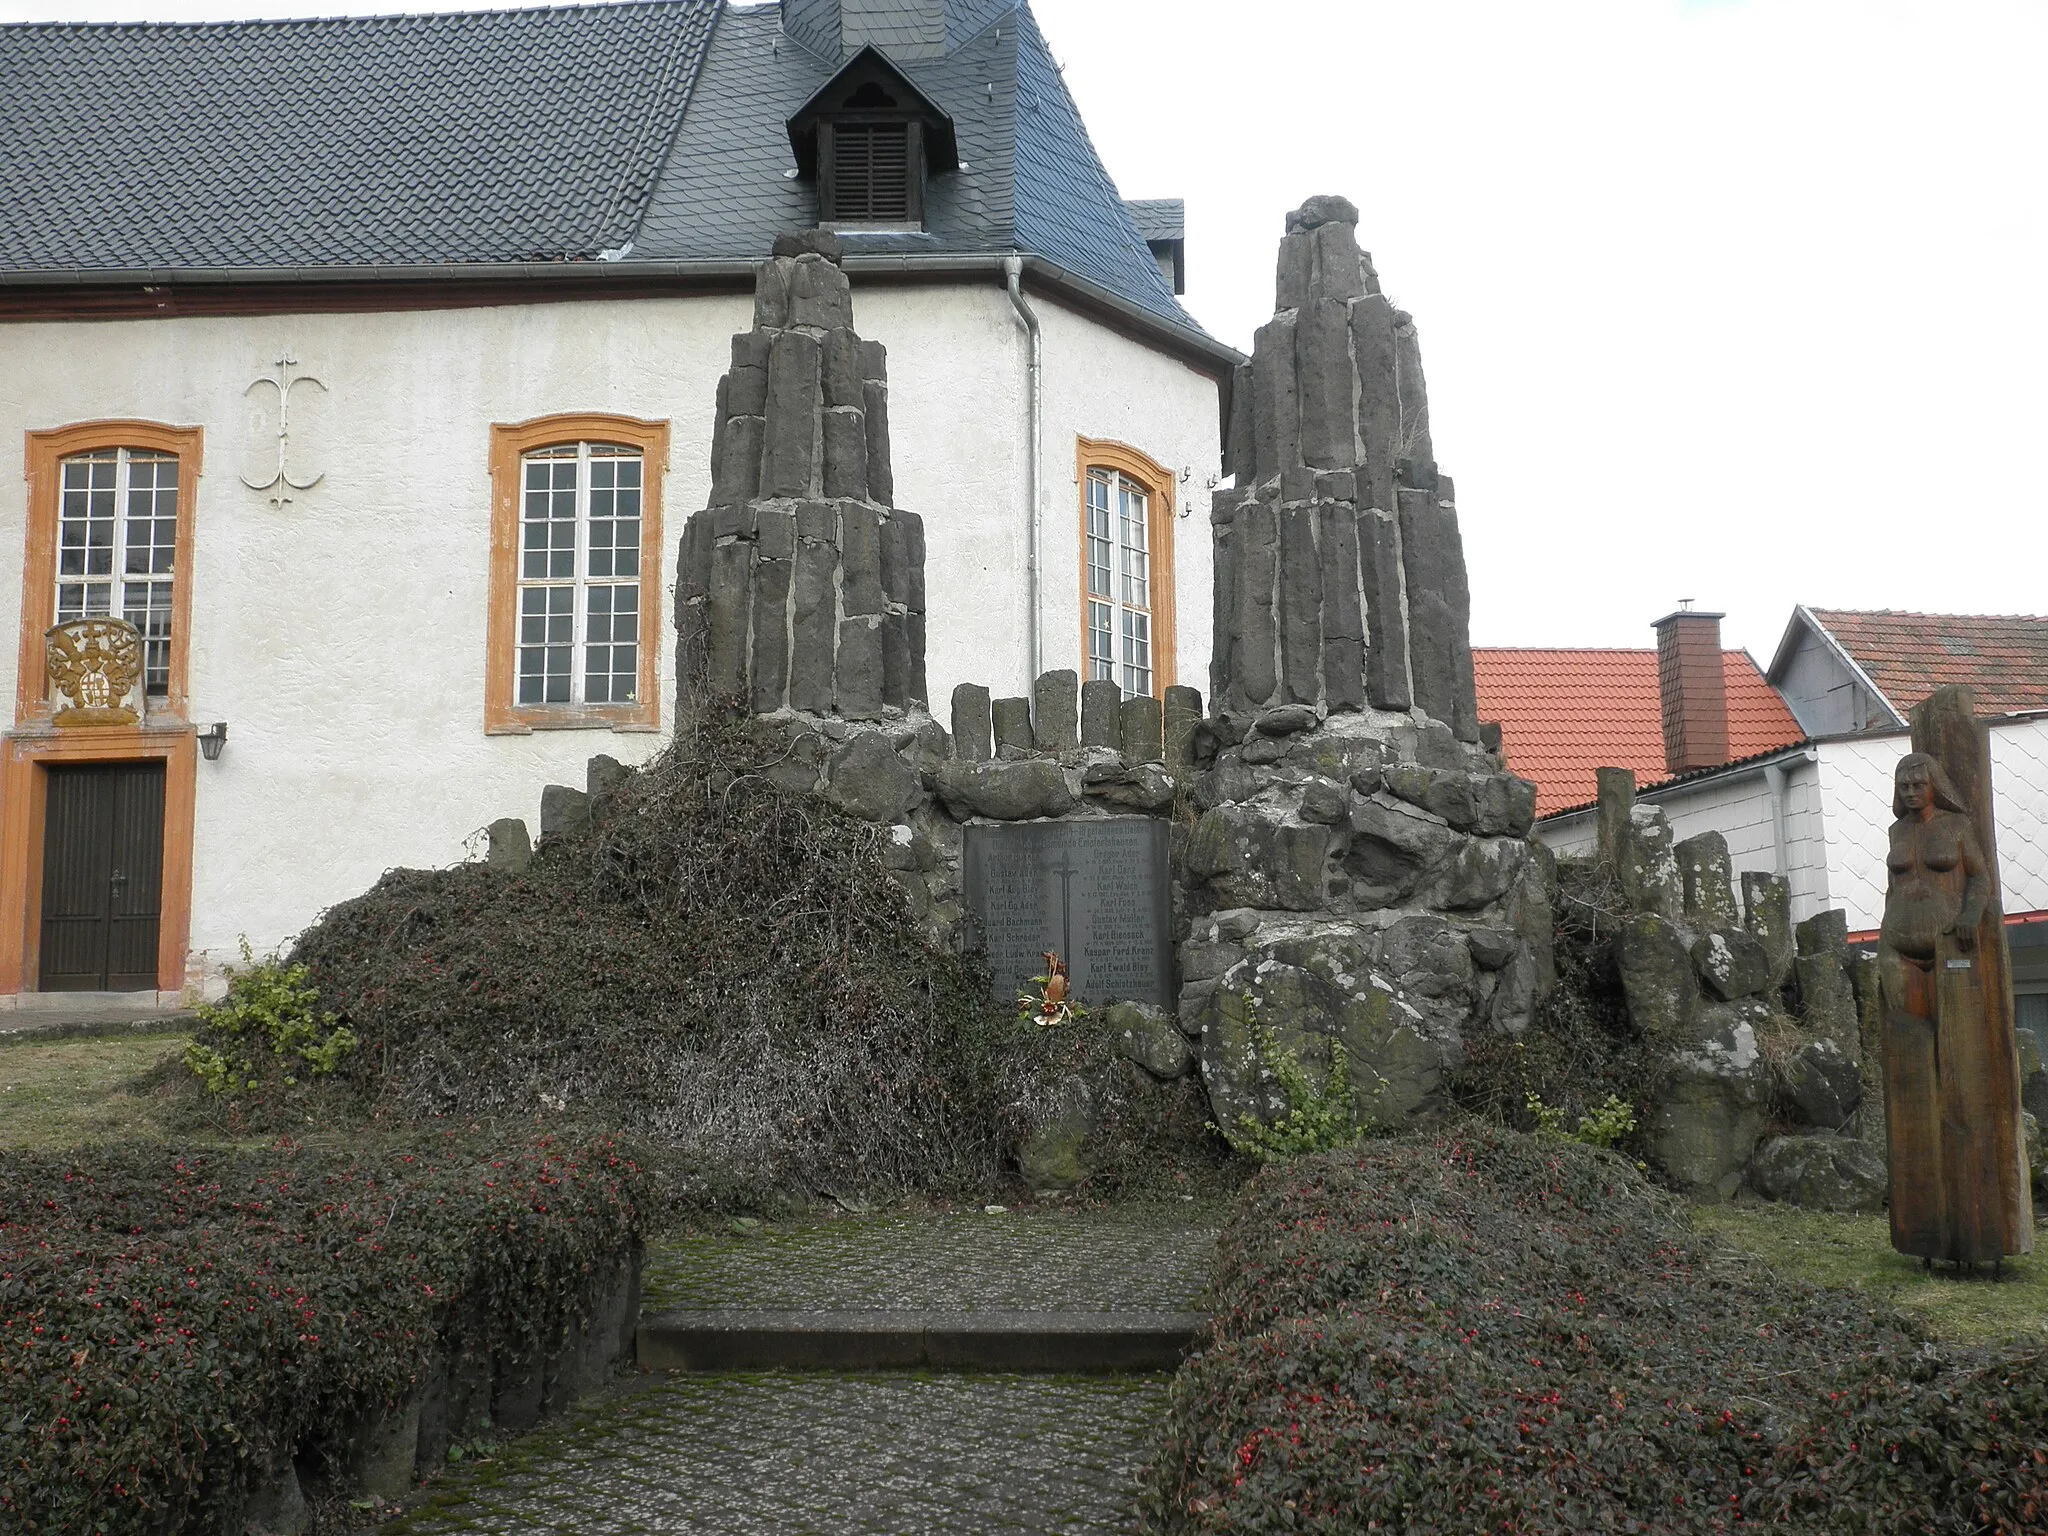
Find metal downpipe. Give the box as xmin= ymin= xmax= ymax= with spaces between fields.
xmin=1004 ymin=255 xmax=1043 ymax=683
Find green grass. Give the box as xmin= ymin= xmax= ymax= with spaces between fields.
xmin=1694 ymin=1198 xmax=2048 ymax=1343
xmin=0 ymin=1033 xmax=188 ymax=1149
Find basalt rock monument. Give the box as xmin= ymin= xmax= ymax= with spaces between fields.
xmin=1184 ymin=197 xmax=1548 ymax=1134
xmin=676 ymin=229 xmax=926 ymax=723
xmin=659 ymin=206 xmax=1552 ymax=1163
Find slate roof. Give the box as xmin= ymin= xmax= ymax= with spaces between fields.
xmin=0 ymin=0 xmax=1207 ymax=343
xmin=0 ymin=3 xmax=717 ymax=269
xmin=1473 ymin=647 xmax=1805 ymax=817
xmin=638 ymin=2 xmax=1017 ymax=263
xmin=1798 ymin=609 xmax=2048 ymax=720
xmin=1126 ymin=199 xmax=1185 ymax=243
xmin=1007 ymin=4 xmax=1187 ymax=326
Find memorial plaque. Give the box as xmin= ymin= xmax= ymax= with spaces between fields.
xmin=961 ymin=818 xmax=1174 ymax=1008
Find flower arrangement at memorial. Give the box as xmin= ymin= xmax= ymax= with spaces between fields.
xmin=1018 ymin=951 xmax=1086 ymax=1027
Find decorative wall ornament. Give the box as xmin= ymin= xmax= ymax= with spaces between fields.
xmin=45 ymin=616 xmax=144 ymax=726
xmin=242 ymin=354 xmax=328 ymax=507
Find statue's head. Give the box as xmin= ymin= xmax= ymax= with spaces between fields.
xmin=1893 ymin=752 xmax=1968 ymax=817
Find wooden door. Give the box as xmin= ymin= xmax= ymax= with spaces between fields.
xmin=39 ymin=762 xmax=165 ymax=991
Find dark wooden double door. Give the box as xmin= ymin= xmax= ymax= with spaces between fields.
xmin=40 ymin=762 xmax=164 ymax=991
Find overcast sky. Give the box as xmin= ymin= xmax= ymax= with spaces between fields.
xmin=4 ymin=0 xmax=2043 ymax=659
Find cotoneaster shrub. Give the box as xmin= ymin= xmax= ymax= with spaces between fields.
xmin=0 ymin=1135 xmax=648 ymax=1536
xmin=1143 ymin=1126 xmax=2046 ymax=1534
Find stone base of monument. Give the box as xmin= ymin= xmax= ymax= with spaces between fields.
xmin=1177 ymin=707 xmax=1552 ymax=1137
xmin=636 ymin=1308 xmax=1200 ymax=1373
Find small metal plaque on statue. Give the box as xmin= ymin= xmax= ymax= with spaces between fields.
xmin=961 ymin=818 xmax=1174 ymax=1008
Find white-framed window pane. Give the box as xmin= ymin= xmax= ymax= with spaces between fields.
xmin=124 ymin=456 xmax=178 ymax=574
xmin=1082 ymin=466 xmax=1160 ymax=701
xmin=123 ymin=581 xmax=174 ymax=695
xmin=522 ymin=459 xmax=577 ymax=580
xmin=56 ymin=582 xmax=113 ymax=620
xmin=56 ymin=448 xmax=177 ymax=697
xmin=587 ymin=449 xmax=641 ymax=581
xmin=1119 ymin=483 xmax=1150 ymax=609
xmin=516 ymin=442 xmax=646 ymax=707
xmin=517 ymin=585 xmax=575 ymax=704
xmin=1086 ymin=599 xmax=1115 ymax=682
xmin=1121 ymin=609 xmax=1151 ymax=698
xmin=583 ymin=583 xmax=639 ymax=704
xmin=1086 ymin=473 xmax=1112 ymax=599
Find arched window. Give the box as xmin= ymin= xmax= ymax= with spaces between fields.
xmin=1076 ymin=438 xmax=1176 ymax=699
xmin=18 ymin=420 xmax=201 ymax=725
xmin=486 ymin=414 xmax=668 ymax=734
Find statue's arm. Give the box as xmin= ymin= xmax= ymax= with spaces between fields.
xmin=1955 ymin=824 xmax=1990 ymax=948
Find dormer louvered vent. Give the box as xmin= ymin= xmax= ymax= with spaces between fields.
xmin=825 ymin=120 xmax=915 ymax=223
xmin=787 ymin=46 xmax=958 ymax=233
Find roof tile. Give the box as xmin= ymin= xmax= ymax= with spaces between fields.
xmin=1807 ymin=609 xmax=2048 ymax=718
xmin=1473 ymin=648 xmax=1804 ymax=816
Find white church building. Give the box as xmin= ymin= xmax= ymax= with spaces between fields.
xmin=0 ymin=0 xmax=1238 ymax=1000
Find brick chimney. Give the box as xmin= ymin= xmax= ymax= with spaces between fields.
xmin=1653 ymin=605 xmax=1730 ymax=773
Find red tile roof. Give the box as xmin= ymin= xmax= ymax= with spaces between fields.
xmin=1473 ymin=649 xmax=1804 ymax=817
xmin=1805 ymin=609 xmax=2048 ymax=718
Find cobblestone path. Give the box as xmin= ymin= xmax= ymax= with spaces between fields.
xmin=383 ymin=1203 xmax=1219 ymax=1535
xmin=385 ymin=1371 xmax=1171 ymax=1534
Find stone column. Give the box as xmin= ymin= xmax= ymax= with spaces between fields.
xmin=676 ymin=231 xmax=926 ymax=722
xmin=1210 ymin=198 xmax=1478 ymax=741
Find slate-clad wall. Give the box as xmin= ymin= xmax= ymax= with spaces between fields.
xmin=1213 ymin=198 xmax=1479 ymax=743
xmin=677 ymin=235 xmax=928 ymax=720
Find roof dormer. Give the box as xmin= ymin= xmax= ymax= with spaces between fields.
xmin=787 ymin=46 xmax=958 ymax=230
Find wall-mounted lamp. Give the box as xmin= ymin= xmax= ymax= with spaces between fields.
xmin=198 ymin=722 xmax=229 ymax=762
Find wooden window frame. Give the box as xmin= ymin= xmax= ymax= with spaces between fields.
xmin=486 ymin=412 xmax=669 ymax=735
xmin=0 ymin=730 xmax=197 ymax=996
xmin=18 ymin=420 xmax=203 ymax=727
xmin=1075 ymin=437 xmax=1176 ymax=698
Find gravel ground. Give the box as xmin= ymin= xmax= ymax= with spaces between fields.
xmin=384 ymin=1370 xmax=1171 ymax=1535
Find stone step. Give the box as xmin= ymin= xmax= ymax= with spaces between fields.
xmin=0 ymin=1008 xmax=195 ymax=1043
xmin=637 ymin=1308 xmax=1202 ymax=1373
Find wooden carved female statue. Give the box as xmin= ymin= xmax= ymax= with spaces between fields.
xmin=1879 ymin=750 xmax=2033 ymax=1265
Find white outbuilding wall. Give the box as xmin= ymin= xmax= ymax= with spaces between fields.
xmin=1536 ymin=717 xmax=2048 ymax=935
xmin=1815 ymin=719 xmax=2048 ymax=932
xmin=0 ymin=280 xmax=1221 ymax=986
xmin=1537 ymin=753 xmax=1832 ymax=923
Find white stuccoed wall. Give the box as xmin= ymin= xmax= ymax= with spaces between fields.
xmin=0 ymin=281 xmax=1222 ymax=984
xmin=1032 ymin=295 xmax=1219 ymax=702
